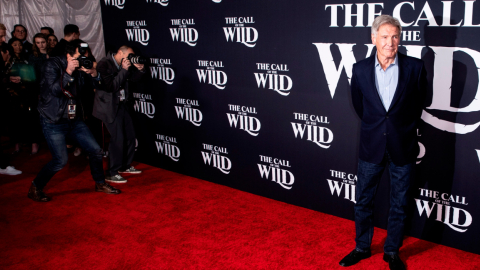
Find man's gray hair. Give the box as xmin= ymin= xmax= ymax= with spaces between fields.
xmin=371 ymin=15 xmax=402 ymax=36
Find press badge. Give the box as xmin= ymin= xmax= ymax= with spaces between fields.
xmin=68 ymin=100 xmax=76 ymax=119
xmin=120 ymin=89 xmax=126 ymax=101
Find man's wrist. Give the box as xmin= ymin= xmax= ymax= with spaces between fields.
xmin=92 ymin=71 xmax=101 ymax=79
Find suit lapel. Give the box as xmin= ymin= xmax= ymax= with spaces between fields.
xmin=365 ymin=55 xmax=387 ymax=113
xmin=389 ymin=53 xmax=410 ymax=112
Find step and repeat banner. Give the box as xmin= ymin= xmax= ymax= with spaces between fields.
xmin=100 ymin=0 xmax=480 ymax=254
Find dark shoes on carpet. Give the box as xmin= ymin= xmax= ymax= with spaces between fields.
xmin=339 ymin=249 xmax=405 ymax=270
xmin=339 ymin=249 xmax=371 ymax=267
xmin=29 ymin=182 xmax=121 ymax=202
xmin=383 ymin=253 xmax=406 ymax=270
xmin=95 ymin=182 xmax=121 ymax=194
xmin=28 ymin=183 xmax=51 ymax=202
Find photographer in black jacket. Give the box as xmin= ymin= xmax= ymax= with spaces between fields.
xmin=94 ymin=46 xmax=146 ymax=183
xmin=29 ymin=40 xmax=121 ymax=202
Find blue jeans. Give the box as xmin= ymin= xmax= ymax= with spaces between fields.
xmin=354 ymin=152 xmax=413 ymax=255
xmin=33 ymin=116 xmax=105 ymax=189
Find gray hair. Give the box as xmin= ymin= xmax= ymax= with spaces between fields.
xmin=118 ymin=45 xmax=131 ymax=53
xmin=371 ymin=15 xmax=402 ymax=36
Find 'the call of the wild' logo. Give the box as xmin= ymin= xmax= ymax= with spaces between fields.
xmin=174 ymin=98 xmax=203 ymax=126
xmin=125 ymin=20 xmax=149 ymax=46
xmin=224 ymin=17 xmax=258 ymax=47
xmin=133 ymin=93 xmax=155 ymax=119
xmin=201 ymin=143 xmax=232 ymax=174
xmin=155 ymin=134 xmax=180 ymax=161
xmin=291 ymin=112 xmax=333 ymax=149
xmin=227 ymin=104 xmax=260 ymax=136
xmin=150 ymin=58 xmax=175 ymax=85
xmin=254 ymin=63 xmax=292 ymax=96
xmin=197 ymin=60 xmax=227 ymax=89
xmin=416 ymin=188 xmax=472 ymax=233
xmin=258 ymin=154 xmax=294 ymax=190
xmin=104 ymin=0 xmax=124 ymax=9
xmin=170 ymin=19 xmax=198 ymax=46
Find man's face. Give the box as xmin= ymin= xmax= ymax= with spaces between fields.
xmin=72 ymin=32 xmax=80 ymax=40
xmin=41 ymin=29 xmax=50 ymax=36
xmin=371 ymin=23 xmax=400 ymax=60
xmin=13 ymin=26 xmax=26 ymax=41
xmin=0 ymin=29 xmax=6 ymax=45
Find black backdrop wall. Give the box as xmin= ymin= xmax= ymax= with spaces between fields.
xmin=100 ymin=0 xmax=480 ymax=255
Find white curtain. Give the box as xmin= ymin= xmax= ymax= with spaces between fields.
xmin=0 ymin=0 xmax=105 ymax=59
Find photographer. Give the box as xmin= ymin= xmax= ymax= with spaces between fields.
xmin=29 ymin=40 xmax=121 ymax=202
xmin=94 ymin=46 xmax=146 ymax=183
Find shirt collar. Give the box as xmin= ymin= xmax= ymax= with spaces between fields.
xmin=112 ymin=53 xmax=120 ymax=70
xmin=375 ymin=52 xmax=398 ymax=69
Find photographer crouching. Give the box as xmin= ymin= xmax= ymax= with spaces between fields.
xmin=94 ymin=46 xmax=147 ymax=183
xmin=29 ymin=40 xmax=120 ymax=202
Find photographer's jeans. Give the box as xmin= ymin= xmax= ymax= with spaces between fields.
xmin=33 ymin=116 xmax=105 ymax=190
xmin=354 ymin=152 xmax=413 ymax=255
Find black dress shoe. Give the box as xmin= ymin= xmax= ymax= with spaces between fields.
xmin=339 ymin=249 xmax=371 ymax=267
xmin=95 ymin=182 xmax=121 ymax=194
xmin=27 ymin=183 xmax=51 ymax=202
xmin=383 ymin=253 xmax=406 ymax=270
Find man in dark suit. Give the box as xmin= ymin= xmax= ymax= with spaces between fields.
xmin=49 ymin=24 xmax=80 ymax=57
xmin=12 ymin=24 xmax=32 ymax=55
xmin=339 ymin=15 xmax=427 ymax=270
xmin=94 ymin=46 xmax=146 ymax=183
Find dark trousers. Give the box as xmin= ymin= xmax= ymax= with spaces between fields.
xmin=85 ymin=115 xmax=104 ymax=149
xmin=354 ymin=151 xmax=414 ymax=255
xmin=33 ymin=116 xmax=105 ymax=189
xmin=104 ymin=104 xmax=136 ymax=176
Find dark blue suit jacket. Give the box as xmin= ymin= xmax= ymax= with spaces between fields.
xmin=351 ymin=52 xmax=427 ymax=166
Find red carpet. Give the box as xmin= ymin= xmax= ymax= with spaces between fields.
xmin=1 ymin=147 xmax=480 ymax=269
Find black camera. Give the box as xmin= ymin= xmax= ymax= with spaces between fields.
xmin=77 ymin=43 xmax=93 ymax=69
xmin=127 ymin=53 xmax=148 ymax=65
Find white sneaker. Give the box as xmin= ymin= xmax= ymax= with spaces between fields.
xmin=0 ymin=166 xmax=22 ymax=175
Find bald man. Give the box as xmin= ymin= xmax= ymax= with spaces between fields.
xmin=93 ymin=46 xmax=146 ymax=183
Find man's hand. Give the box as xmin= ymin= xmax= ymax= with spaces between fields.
xmin=133 ymin=63 xmax=144 ymax=71
xmin=122 ymin=58 xmax=131 ymax=71
xmin=10 ymin=76 xmax=21 ymax=83
xmin=66 ymin=54 xmax=79 ymax=75
xmin=80 ymin=67 xmax=98 ymax=78
xmin=1 ymin=51 xmax=10 ymax=65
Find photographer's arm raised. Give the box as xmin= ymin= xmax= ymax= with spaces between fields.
xmin=96 ymin=60 xmax=128 ymax=93
xmin=41 ymin=59 xmax=77 ymax=97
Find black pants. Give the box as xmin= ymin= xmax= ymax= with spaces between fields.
xmin=104 ymin=104 xmax=136 ymax=176
xmin=85 ymin=115 xmax=104 ymax=149
xmin=0 ymin=123 xmax=9 ymax=168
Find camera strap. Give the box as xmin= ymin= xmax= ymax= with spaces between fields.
xmin=60 ymin=71 xmax=76 ymax=99
xmin=60 ymin=71 xmax=77 ymax=119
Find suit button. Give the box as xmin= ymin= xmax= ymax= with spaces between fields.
xmin=386 ymin=116 xmax=389 ymax=118
xmin=384 ymin=133 xmax=386 ymax=135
